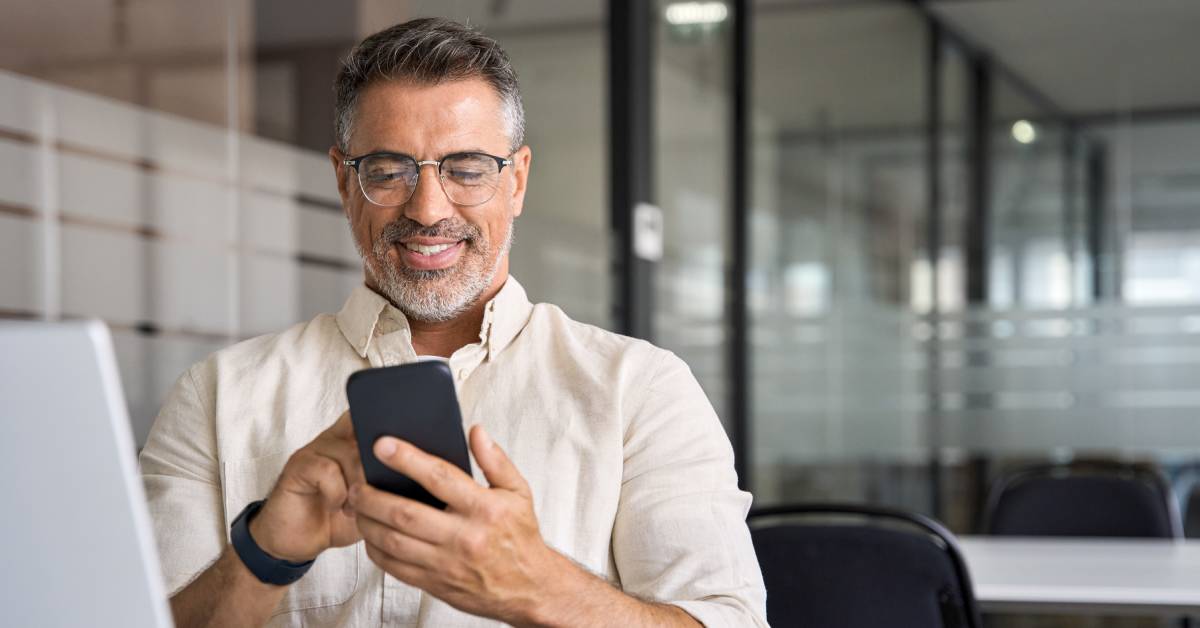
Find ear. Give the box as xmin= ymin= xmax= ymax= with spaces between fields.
xmin=507 ymin=145 xmax=532 ymax=219
xmin=329 ymin=146 xmax=352 ymax=220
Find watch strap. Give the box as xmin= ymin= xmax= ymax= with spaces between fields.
xmin=230 ymin=499 xmax=315 ymax=586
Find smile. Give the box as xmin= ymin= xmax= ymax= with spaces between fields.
xmin=394 ymin=239 xmax=467 ymax=271
xmin=403 ymin=242 xmax=458 ymax=255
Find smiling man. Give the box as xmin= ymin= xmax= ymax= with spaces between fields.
xmin=140 ymin=17 xmax=767 ymax=628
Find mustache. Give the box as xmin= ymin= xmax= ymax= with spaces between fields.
xmin=378 ymin=217 xmax=483 ymax=245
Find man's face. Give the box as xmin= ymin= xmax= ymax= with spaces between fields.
xmin=330 ymin=78 xmax=531 ymax=323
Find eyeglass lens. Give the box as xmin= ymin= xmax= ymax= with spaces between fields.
xmin=357 ymin=153 xmax=502 ymax=206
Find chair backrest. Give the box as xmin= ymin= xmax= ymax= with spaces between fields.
xmin=1186 ymin=487 xmax=1200 ymax=539
xmin=983 ymin=461 xmax=1182 ymax=538
xmin=1171 ymin=464 xmax=1200 ymax=538
xmin=748 ymin=503 xmax=983 ymax=628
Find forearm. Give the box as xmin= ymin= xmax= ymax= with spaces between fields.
xmin=169 ymin=546 xmax=288 ymax=628
xmin=522 ymin=552 xmax=701 ymax=628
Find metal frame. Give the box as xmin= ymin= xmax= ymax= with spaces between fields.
xmin=925 ymin=15 xmax=946 ymax=520
xmin=729 ymin=0 xmax=751 ymax=490
xmin=608 ymin=0 xmax=657 ymax=342
xmin=964 ymin=54 xmax=992 ymax=305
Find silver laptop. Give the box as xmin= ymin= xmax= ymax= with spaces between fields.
xmin=0 ymin=319 xmax=174 ymax=628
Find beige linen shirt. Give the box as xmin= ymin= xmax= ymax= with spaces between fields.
xmin=139 ymin=277 xmax=768 ymax=627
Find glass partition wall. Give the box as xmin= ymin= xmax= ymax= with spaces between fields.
xmin=653 ymin=0 xmax=734 ymax=425
xmin=749 ymin=0 xmax=933 ymax=512
xmin=751 ymin=5 xmax=1200 ymax=623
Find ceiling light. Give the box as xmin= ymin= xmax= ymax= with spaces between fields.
xmin=1011 ymin=120 xmax=1037 ymax=144
xmin=665 ymin=1 xmax=728 ymax=25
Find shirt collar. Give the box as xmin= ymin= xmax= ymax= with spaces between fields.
xmin=335 ymin=276 xmax=534 ymax=361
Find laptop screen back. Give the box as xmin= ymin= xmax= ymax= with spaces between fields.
xmin=0 ymin=320 xmax=173 ymax=628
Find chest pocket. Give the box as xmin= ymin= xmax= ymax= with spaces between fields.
xmin=221 ymin=451 xmax=361 ymax=616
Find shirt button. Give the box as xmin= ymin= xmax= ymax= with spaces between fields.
xmin=457 ymin=369 xmax=468 ymax=381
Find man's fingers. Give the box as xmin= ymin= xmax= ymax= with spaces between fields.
xmin=363 ymin=542 xmax=433 ymax=591
xmin=311 ymin=410 xmax=365 ymax=491
xmin=469 ymin=425 xmax=530 ymax=496
xmin=313 ymin=436 xmax=366 ymax=493
xmin=374 ymin=437 xmax=479 ymax=509
xmin=357 ymin=512 xmax=442 ymax=568
xmin=349 ymin=482 xmax=458 ymax=545
xmin=290 ymin=451 xmax=350 ymax=512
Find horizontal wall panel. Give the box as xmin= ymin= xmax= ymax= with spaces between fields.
xmin=51 ymin=86 xmax=228 ymax=180
xmin=242 ymin=138 xmax=340 ymax=206
xmin=57 ymin=151 xmax=231 ymax=244
xmin=0 ymin=70 xmax=41 ymax=136
xmin=240 ymin=190 xmax=297 ymax=255
xmin=150 ymin=240 xmax=232 ymax=335
xmin=51 ymin=88 xmax=148 ymax=166
xmin=242 ymin=136 xmax=299 ymax=197
xmin=138 ymin=110 xmax=228 ymax=180
xmin=66 ymin=226 xmax=232 ymax=333
xmin=0 ymin=139 xmax=38 ymax=209
xmin=148 ymin=172 xmax=231 ymax=244
xmin=297 ymin=204 xmax=358 ymax=264
xmin=299 ymin=265 xmax=360 ymax=321
xmin=240 ymin=253 xmax=299 ymax=337
xmin=296 ymin=152 xmax=340 ymax=205
xmin=60 ymin=224 xmax=146 ymax=325
xmin=0 ymin=214 xmax=37 ymax=312
xmin=58 ymin=152 xmax=141 ymax=225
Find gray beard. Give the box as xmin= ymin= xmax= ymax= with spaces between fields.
xmin=363 ymin=219 xmax=514 ymax=323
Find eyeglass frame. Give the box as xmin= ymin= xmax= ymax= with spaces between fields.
xmin=341 ymin=150 xmax=515 ymax=207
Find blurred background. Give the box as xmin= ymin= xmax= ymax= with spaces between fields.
xmin=2 ymin=1 xmax=1198 ymax=625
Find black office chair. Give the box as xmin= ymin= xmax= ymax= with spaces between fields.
xmin=748 ymin=503 xmax=983 ymax=628
xmin=1169 ymin=463 xmax=1200 ymax=538
xmin=982 ymin=461 xmax=1183 ymax=538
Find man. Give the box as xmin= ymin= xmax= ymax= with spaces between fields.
xmin=140 ymin=17 xmax=767 ymax=628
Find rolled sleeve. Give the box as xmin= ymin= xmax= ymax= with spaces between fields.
xmin=138 ymin=364 xmax=225 ymax=595
xmin=613 ymin=351 xmax=768 ymax=627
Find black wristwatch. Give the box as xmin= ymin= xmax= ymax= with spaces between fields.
xmin=230 ymin=499 xmax=315 ymax=586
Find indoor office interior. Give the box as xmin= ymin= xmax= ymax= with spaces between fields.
xmin=2 ymin=0 xmax=1198 ymax=626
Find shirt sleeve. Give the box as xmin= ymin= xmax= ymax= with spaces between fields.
xmin=612 ymin=350 xmax=769 ymax=627
xmin=138 ymin=364 xmax=226 ymax=596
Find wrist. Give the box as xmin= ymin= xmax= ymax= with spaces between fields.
xmin=517 ymin=550 xmax=597 ymax=628
xmin=247 ymin=500 xmax=314 ymax=564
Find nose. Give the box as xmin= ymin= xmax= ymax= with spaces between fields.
xmin=403 ymin=162 xmax=456 ymax=227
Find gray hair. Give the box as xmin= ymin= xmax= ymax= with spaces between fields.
xmin=333 ymin=17 xmax=525 ymax=153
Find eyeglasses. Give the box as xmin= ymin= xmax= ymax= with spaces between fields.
xmin=342 ymin=151 xmax=514 ymax=207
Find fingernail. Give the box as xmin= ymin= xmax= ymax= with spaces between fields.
xmin=375 ymin=436 xmax=398 ymax=458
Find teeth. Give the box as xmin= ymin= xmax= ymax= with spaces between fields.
xmin=403 ymin=242 xmax=455 ymax=255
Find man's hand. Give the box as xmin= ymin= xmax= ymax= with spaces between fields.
xmin=349 ymin=424 xmax=565 ymax=625
xmin=349 ymin=426 xmax=701 ymax=628
xmin=249 ymin=411 xmax=365 ymax=563
xmin=169 ymin=411 xmax=368 ymax=628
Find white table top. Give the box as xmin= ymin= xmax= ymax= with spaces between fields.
xmin=959 ymin=536 xmax=1200 ymax=615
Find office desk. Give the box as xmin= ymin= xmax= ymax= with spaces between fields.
xmin=959 ymin=537 xmax=1200 ymax=615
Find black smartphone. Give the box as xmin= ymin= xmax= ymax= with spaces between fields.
xmin=345 ymin=361 xmax=471 ymax=509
